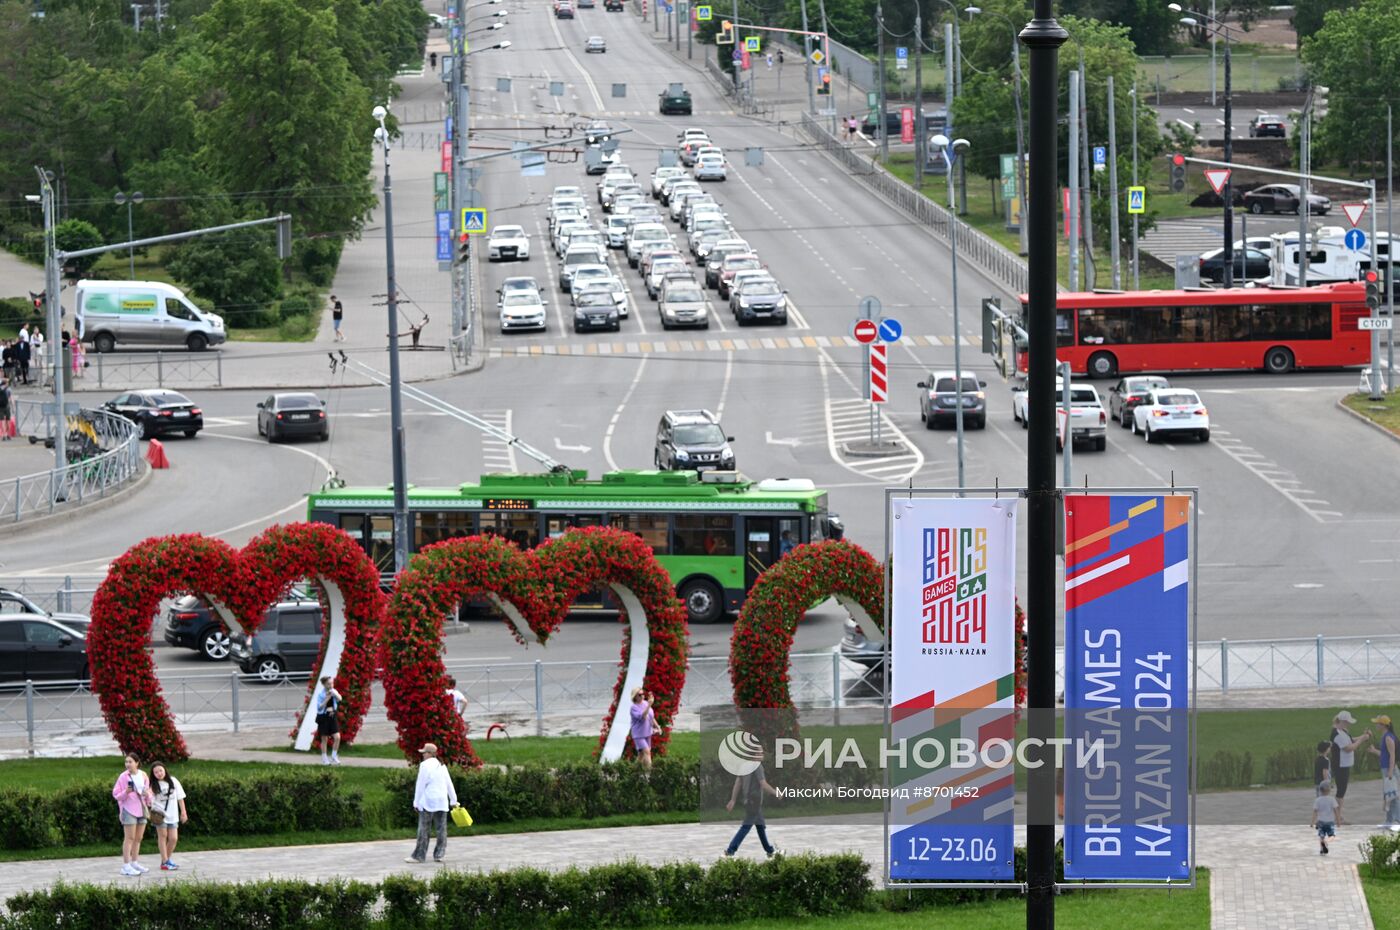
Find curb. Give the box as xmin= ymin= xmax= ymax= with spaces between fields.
xmin=1334 ymin=396 xmax=1400 ymax=447
xmin=4 ymin=458 xmax=153 ymax=530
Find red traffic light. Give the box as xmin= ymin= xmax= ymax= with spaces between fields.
xmin=1364 ymin=269 xmax=1380 ymax=284
xmin=1171 ymin=153 xmax=1186 ymax=166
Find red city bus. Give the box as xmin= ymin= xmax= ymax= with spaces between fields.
xmin=1014 ymin=283 xmax=1372 ymax=378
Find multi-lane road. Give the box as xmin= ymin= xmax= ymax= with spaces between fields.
xmin=10 ymin=2 xmax=1400 ymax=652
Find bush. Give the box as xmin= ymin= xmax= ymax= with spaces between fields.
xmin=0 ymin=298 xmax=32 ymax=331
xmin=0 ymin=789 xmax=57 ymax=849
xmin=279 ymin=294 xmax=313 ymax=319
xmin=1362 ymin=830 xmax=1400 ymax=877
xmin=278 ymin=313 xmax=315 ymax=341
xmin=167 ymin=231 xmax=282 ymax=329
xmin=295 ymin=238 xmax=344 ymax=287
xmin=1199 ymin=750 xmax=1253 ymax=789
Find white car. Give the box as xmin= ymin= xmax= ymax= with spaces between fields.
xmin=693 ymin=153 xmax=727 ymax=182
xmin=486 ymin=225 xmax=530 ymax=262
xmin=1011 ymin=381 xmax=1108 ymax=451
xmin=651 ymin=166 xmax=687 ymax=198
xmin=626 ymin=223 xmax=673 ymax=266
xmin=604 ymin=215 xmax=632 ymax=248
xmin=1132 ymin=388 xmax=1210 ymax=443
xmin=547 ymin=194 xmax=586 ymax=223
xmin=586 ymin=35 xmax=607 ymax=53
xmin=498 ymin=289 xmax=547 ymax=333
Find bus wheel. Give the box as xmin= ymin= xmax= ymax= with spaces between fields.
xmin=1087 ymin=351 xmax=1118 ymax=379
xmin=1263 ymin=346 xmax=1294 ymax=374
xmin=679 ymin=579 xmax=723 ymax=624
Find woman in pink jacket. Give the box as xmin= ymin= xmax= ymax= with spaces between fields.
xmin=112 ymin=753 xmax=154 ymax=876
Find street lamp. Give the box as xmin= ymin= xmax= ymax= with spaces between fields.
xmin=930 ymin=0 xmax=968 ymax=213
xmin=113 ymin=191 xmax=144 ymax=279
xmin=466 ymin=40 xmax=511 ymax=55
xmin=930 ymin=132 xmax=972 ymax=491
xmin=372 ymin=104 xmax=410 ymax=576
xmin=467 ymin=22 xmax=506 ymax=37
xmin=1172 ymin=3 xmax=1236 ymax=286
xmin=467 ymin=8 xmax=509 ymax=24
xmin=965 ymin=6 xmax=1027 ymax=256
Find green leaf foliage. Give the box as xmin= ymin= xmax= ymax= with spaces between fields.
xmin=1301 ymin=0 xmax=1400 ymax=173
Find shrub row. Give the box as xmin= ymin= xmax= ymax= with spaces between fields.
xmin=0 ymin=854 xmax=873 ymax=930
xmin=0 ymin=770 xmax=365 ymax=850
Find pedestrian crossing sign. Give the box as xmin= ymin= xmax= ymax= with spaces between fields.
xmin=696 ymin=4 xmax=711 ymax=19
xmin=745 ymin=35 xmax=761 ymax=51
xmin=1127 ymin=186 xmax=1145 ymax=215
xmin=461 ymin=207 xmax=488 ymax=234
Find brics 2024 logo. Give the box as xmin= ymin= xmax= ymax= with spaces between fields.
xmin=920 ymin=527 xmax=988 ymax=648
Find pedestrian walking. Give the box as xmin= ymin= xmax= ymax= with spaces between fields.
xmin=765 ymin=52 xmax=773 ymax=70
xmin=1369 ymin=715 xmax=1400 ymax=826
xmin=0 ymin=377 xmax=14 ymax=441
xmin=111 ymin=753 xmax=154 ymax=876
xmin=630 ymin=687 xmax=657 ymax=771
xmin=331 ymin=295 xmax=345 ymax=342
xmin=148 ymin=762 xmax=188 ymax=870
xmin=446 ymin=676 xmax=468 ymax=719
xmin=1314 ymin=740 xmax=1332 ymax=795
xmin=1 ymin=342 xmax=14 ymax=383
xmin=1330 ymin=710 xmax=1369 ymax=824
xmin=1313 ymin=781 xmax=1339 ymax=854
xmin=70 ymin=334 xmax=84 ymax=378
xmin=30 ymin=327 xmax=44 ymax=383
xmin=315 ymin=676 xmax=342 ymax=765
xmin=405 ymin=742 xmax=458 ymax=864
xmin=777 ymin=48 xmax=784 ymax=65
xmin=724 ymin=744 xmax=778 ymax=858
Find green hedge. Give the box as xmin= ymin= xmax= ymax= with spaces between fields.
xmin=0 ymin=771 xmax=366 ymax=850
xmin=0 ymin=854 xmax=873 ymax=930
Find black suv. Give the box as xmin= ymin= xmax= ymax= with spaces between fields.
xmin=164 ymin=591 xmax=319 ymax=663
xmin=659 ymin=85 xmax=692 ymax=115
xmin=229 ymin=599 xmax=327 ymax=682
xmin=654 ymin=410 xmax=735 ymax=472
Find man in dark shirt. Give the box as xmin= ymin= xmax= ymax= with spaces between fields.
xmin=725 ymin=744 xmax=778 ymax=857
xmin=1315 ymin=740 xmax=1332 ymax=795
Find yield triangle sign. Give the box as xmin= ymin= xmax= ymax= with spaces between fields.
xmin=1204 ymin=168 xmax=1231 ymax=196
xmin=1343 ymin=202 xmax=1368 ymax=227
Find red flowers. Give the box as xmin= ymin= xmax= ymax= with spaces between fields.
xmin=88 ymin=524 xmax=386 ymax=762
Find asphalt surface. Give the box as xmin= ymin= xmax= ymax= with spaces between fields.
xmin=5 ymin=3 xmax=1400 ymax=657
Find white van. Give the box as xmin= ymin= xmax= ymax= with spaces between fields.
xmin=76 ymin=280 xmax=227 ymax=352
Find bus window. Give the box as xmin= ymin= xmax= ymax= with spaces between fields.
xmin=1055 ymin=308 xmax=1075 ymax=347
xmin=611 ymin=513 xmax=669 ymax=553
xmin=674 ymin=514 xmax=735 ymax=556
xmin=337 ymin=513 xmax=369 ymax=551
xmin=369 ymin=515 xmax=396 ymax=573
xmin=417 ymin=512 xmax=474 ymax=548
xmin=478 ymin=512 xmax=540 ymax=549
xmin=777 ymin=518 xmax=802 ymax=557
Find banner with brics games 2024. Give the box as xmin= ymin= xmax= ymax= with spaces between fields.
xmin=1064 ymin=495 xmax=1191 ymax=881
xmin=889 ymin=497 xmax=1019 ymax=882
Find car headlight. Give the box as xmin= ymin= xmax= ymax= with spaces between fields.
xmin=739 ymin=298 xmax=751 ymax=307
xmin=675 ymin=450 xmax=690 ymax=460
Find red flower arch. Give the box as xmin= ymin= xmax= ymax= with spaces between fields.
xmin=88 ymin=523 xmax=387 ymax=762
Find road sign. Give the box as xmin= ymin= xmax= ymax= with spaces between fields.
xmin=460 ymin=207 xmax=488 ymax=234
xmin=878 ymin=318 xmax=903 ymax=343
xmin=1127 ymin=185 xmax=1146 ymax=214
xmin=1343 ymin=203 xmax=1368 ymax=227
xmin=859 ymin=295 xmax=882 ymax=318
xmin=1345 ymin=228 xmax=1367 ymax=251
xmin=1092 ymin=145 xmax=1106 ymax=171
xmin=1203 ymin=168 xmax=1231 ymax=196
xmin=853 ymin=319 xmax=879 ymax=344
xmin=1359 ymin=317 xmax=1393 ymax=330
xmin=434 ymin=172 xmax=449 ymax=212
xmin=745 ymin=35 xmax=760 ymax=51
xmin=810 ymin=48 xmax=824 ymax=65
xmin=895 ymin=46 xmax=908 ymax=71
xmin=900 ymin=107 xmax=914 ymax=145
xmin=696 ymin=4 xmax=711 ymax=18
xmin=732 ymin=48 xmax=742 ymax=63
xmin=436 ymin=211 xmax=452 ymax=261
xmin=869 ymin=344 xmax=888 ymax=404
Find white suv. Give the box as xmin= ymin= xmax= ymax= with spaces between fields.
xmin=626 ymin=223 xmax=673 ymax=267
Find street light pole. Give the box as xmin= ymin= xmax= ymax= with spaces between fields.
xmin=373 ymin=106 xmax=410 ymax=577
xmin=114 ymin=191 xmax=143 ymax=278
xmin=1020 ymin=2 xmax=1067 ymax=925
xmin=914 ymin=9 xmax=923 ymax=190
xmin=1069 ymin=69 xmax=1080 ymax=289
xmin=876 ymin=3 xmax=888 ymax=159
xmin=1173 ymin=5 xmax=1234 ymax=286
xmin=932 ymin=133 xmax=971 ymax=491
xmin=1132 ymin=81 xmax=1140 ymax=289
xmin=1107 ymin=74 xmax=1121 ymax=289
xmin=1221 ymin=34 xmax=1233 ymax=286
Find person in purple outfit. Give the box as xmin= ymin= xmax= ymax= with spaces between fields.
xmin=630 ymin=687 xmax=657 ymax=771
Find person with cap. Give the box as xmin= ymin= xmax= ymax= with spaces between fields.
xmin=1330 ymin=710 xmax=1369 ymax=825
xmin=1369 ymin=714 xmax=1400 ymax=827
xmin=406 ymin=742 xmax=458 ymax=863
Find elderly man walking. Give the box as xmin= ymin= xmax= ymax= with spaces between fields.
xmin=405 ymin=742 xmax=458 ymax=864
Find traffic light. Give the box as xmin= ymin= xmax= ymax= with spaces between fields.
xmin=717 ymin=19 xmax=733 ymax=43
xmin=818 ymin=69 xmax=832 ymax=95
xmin=1170 ymin=153 xmax=1186 ymax=193
xmin=1364 ymin=268 xmax=1382 ymax=309
xmin=458 ymin=233 xmax=470 ymax=262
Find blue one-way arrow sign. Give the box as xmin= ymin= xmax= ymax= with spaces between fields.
xmin=1345 ymin=228 xmax=1367 ymax=251
xmin=878 ymin=317 xmax=903 ymax=343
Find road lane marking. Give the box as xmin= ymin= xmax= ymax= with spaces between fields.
xmin=602 ymin=356 xmax=649 ymax=471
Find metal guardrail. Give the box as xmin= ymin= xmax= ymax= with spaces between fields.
xmin=799 ymin=113 xmax=1030 ymax=298
xmin=0 ymin=575 xmax=104 ymax=613
xmin=1 ymin=402 xmax=143 ymax=524
xmin=88 ymin=351 xmax=223 ymax=389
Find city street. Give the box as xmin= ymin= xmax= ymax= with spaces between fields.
xmin=7 ymin=0 xmax=1400 ymax=653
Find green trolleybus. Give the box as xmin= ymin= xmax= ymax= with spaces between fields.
xmin=306 ymin=470 xmax=842 ymax=624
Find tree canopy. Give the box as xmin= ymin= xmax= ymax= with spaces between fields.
xmin=1302 ymin=0 xmax=1400 ymax=173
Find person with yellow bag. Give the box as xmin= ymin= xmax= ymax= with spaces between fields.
xmin=405 ymin=743 xmax=460 ymax=864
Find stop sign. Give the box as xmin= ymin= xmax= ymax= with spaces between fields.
xmin=853 ymin=319 xmax=878 ymax=344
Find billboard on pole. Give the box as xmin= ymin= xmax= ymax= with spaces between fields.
xmin=889 ymin=497 xmax=1019 ymax=882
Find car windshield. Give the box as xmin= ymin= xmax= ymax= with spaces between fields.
xmin=726 ymin=258 xmax=760 ymax=271
xmin=1130 ymin=378 xmax=1170 ymax=392
xmin=502 ymin=279 xmax=536 ymax=292
xmin=743 ymin=282 xmax=781 ymax=297
xmin=577 ymin=293 xmax=613 ymax=308
xmin=1157 ymin=392 xmax=1199 ymax=406
xmin=503 ymin=293 xmax=539 ymax=307
xmin=1070 ymin=389 xmax=1099 ymax=404
xmin=653 ymin=260 xmax=685 ymax=274
xmin=276 ymin=395 xmax=319 ymax=409
xmin=493 ymin=226 xmax=524 ymax=238
xmin=151 ymin=392 xmax=191 ymax=406
xmin=674 ymin=424 xmax=726 ymax=445
xmin=667 ymin=285 xmax=704 ymax=302
xmin=933 ymin=377 xmax=978 ymax=393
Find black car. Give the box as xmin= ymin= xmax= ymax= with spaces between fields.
xmin=229 ymin=600 xmax=327 ymax=682
xmin=0 ymin=615 xmax=89 ymax=682
xmin=573 ymin=291 xmax=621 ymax=333
xmin=1198 ymin=247 xmax=1270 ymax=283
xmin=1248 ymin=114 xmax=1286 ymax=138
xmin=102 ymin=390 xmax=203 ymax=440
xmin=162 ymin=594 xmax=234 ymax=661
xmin=659 ymin=86 xmax=692 ymax=116
xmin=654 ymin=409 xmax=735 ymax=471
xmin=257 ymin=392 xmax=329 ymax=442
xmin=1107 ymin=375 xmax=1171 ymax=428
xmin=605 ymin=0 xmax=623 ymax=9
xmin=0 ymin=588 xmax=92 ymax=633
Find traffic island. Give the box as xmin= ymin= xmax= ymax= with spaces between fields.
xmin=842 ymin=439 xmax=907 ymax=457
xmin=1338 ymin=392 xmax=1400 ymax=445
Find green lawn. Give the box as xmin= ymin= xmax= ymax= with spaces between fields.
xmin=1137 ymin=52 xmax=1303 ymax=95
xmin=1363 ymin=872 xmax=1400 ymax=930
xmin=255 ymin=732 xmax=704 ymax=767
xmin=1343 ymin=392 xmax=1400 ymax=437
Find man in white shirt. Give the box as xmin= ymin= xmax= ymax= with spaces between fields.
xmin=406 ymin=742 xmax=458 ymax=863
xmin=446 ymin=676 xmax=468 ymax=718
xmin=29 ymin=328 xmax=43 ymax=382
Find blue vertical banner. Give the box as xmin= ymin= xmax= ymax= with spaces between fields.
xmin=435 ymin=210 xmax=452 ymax=261
xmin=888 ymin=497 xmax=1020 ymax=882
xmin=1063 ymin=495 xmax=1191 ymax=881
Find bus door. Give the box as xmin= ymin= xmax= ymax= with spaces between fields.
xmin=744 ymin=516 xmax=804 ymax=590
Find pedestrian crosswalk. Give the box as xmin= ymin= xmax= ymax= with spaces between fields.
xmin=1139 ymin=221 xmax=1220 ymax=267
xmin=485 ymin=332 xmax=974 ymax=358
xmin=478 ymin=409 xmax=518 ymax=473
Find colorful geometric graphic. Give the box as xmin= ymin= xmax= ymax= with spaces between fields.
xmin=1064 ymin=495 xmax=1191 ymax=881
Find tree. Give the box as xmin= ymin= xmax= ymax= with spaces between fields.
xmin=167 ymin=230 xmax=282 ymax=328
xmin=1292 ymin=0 xmax=1358 ymax=44
xmin=54 ymin=219 xmax=104 ymax=277
xmin=1057 ymin=0 xmax=1180 ymax=56
xmin=1301 ymin=0 xmax=1400 ymax=173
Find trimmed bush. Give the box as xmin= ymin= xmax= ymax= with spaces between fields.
xmin=0 ymin=789 xmax=57 ymax=849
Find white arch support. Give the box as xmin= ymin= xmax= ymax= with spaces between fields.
xmin=294 ymin=580 xmax=348 ymax=751
xmin=599 ymin=583 xmax=651 ymax=764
